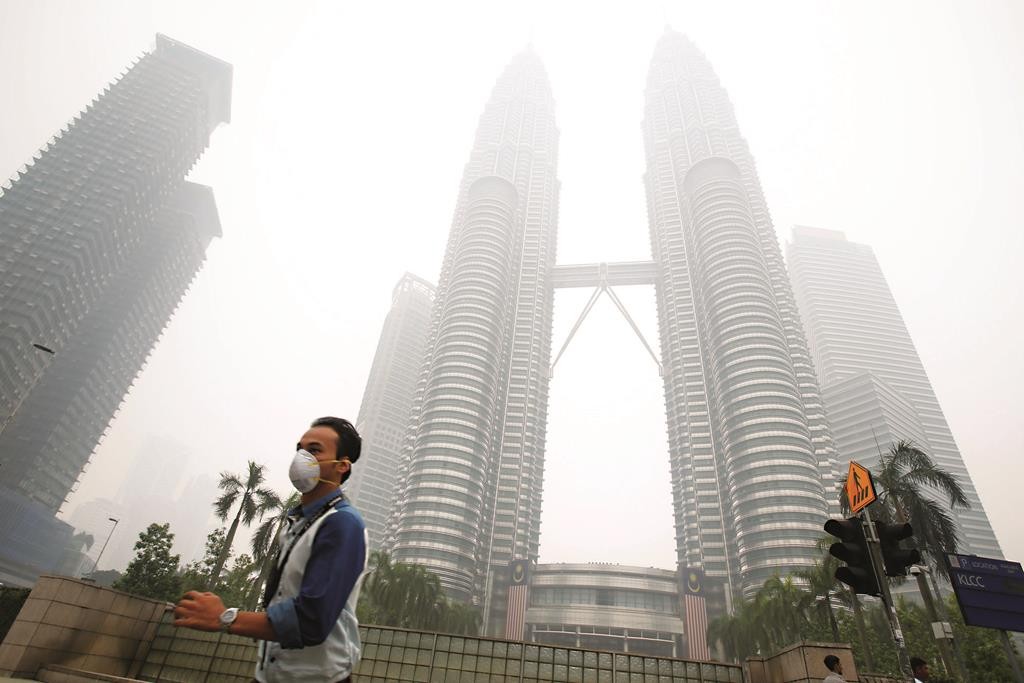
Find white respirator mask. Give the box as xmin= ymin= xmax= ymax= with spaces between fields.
xmin=288 ymin=448 xmax=346 ymax=493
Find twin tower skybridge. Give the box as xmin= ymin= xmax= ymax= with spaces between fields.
xmin=549 ymin=260 xmax=663 ymax=378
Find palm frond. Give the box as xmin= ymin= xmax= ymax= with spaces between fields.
xmin=213 ymin=489 xmax=239 ymax=521
xmin=218 ymin=472 xmax=244 ymax=492
xmin=906 ymin=494 xmax=961 ymax=556
xmin=250 ymin=517 xmax=278 ymax=563
xmin=241 ymin=490 xmax=259 ymax=525
xmin=245 ymin=461 xmax=266 ymax=488
xmin=254 ymin=488 xmax=283 ymax=515
xmin=887 ymin=440 xmax=969 ymax=509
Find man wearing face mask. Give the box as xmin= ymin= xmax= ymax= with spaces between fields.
xmin=173 ymin=416 xmax=368 ymax=683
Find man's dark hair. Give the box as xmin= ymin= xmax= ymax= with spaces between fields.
xmin=824 ymin=655 xmax=840 ymax=672
xmin=311 ymin=417 xmax=361 ymax=484
xmin=910 ymin=656 xmax=927 ymax=670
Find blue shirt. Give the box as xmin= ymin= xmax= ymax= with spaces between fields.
xmin=265 ymin=492 xmax=367 ymax=649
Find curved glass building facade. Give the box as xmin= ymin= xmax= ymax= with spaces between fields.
xmin=390 ymin=50 xmax=560 ymax=615
xmin=387 ymin=32 xmax=840 ymax=632
xmin=643 ymin=32 xmax=835 ymax=601
xmin=526 ymin=564 xmax=686 ymax=657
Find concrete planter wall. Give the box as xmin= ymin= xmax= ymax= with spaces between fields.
xmin=0 ymin=575 xmax=168 ymax=679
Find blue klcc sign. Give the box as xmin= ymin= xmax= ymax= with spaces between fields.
xmin=947 ymin=553 xmax=1024 ymax=632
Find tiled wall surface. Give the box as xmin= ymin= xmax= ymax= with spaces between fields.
xmin=136 ymin=620 xmax=257 ymax=682
xmin=1 ymin=579 xmax=745 ymax=682
xmin=140 ymin=622 xmax=745 ymax=682
xmin=0 ymin=575 xmax=167 ymax=678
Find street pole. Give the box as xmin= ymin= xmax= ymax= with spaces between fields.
xmin=912 ymin=565 xmax=968 ymax=682
xmin=89 ymin=517 xmax=119 ymax=577
xmin=1001 ymin=630 xmax=1024 ymax=683
xmin=862 ymin=507 xmax=913 ymax=676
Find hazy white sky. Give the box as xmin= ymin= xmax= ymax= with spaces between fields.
xmin=2 ymin=0 xmax=1022 ymax=570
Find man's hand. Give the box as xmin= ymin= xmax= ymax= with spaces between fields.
xmin=173 ymin=591 xmax=227 ymax=632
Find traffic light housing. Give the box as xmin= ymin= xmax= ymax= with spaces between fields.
xmin=824 ymin=517 xmax=880 ymax=596
xmin=876 ymin=520 xmax=921 ymax=576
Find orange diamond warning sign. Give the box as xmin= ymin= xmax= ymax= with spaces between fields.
xmin=846 ymin=460 xmax=877 ymax=514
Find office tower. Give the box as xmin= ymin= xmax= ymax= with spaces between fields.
xmin=642 ymin=31 xmax=836 ymax=604
xmin=388 ymin=47 xmax=560 ymax=631
xmin=347 ymin=273 xmax=434 ymax=550
xmin=0 ymin=34 xmax=231 ymax=584
xmin=787 ymin=226 xmax=1002 ymax=557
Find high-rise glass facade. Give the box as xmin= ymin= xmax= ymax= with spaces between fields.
xmin=787 ymin=226 xmax=1002 ymax=557
xmin=389 ymin=34 xmax=842 ymax=629
xmin=348 ymin=273 xmax=435 ymax=550
xmin=643 ymin=32 xmax=836 ymax=603
xmin=388 ymin=49 xmax=560 ymax=630
xmin=0 ymin=34 xmax=231 ymax=584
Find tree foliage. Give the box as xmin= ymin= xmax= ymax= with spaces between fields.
xmin=113 ymin=522 xmax=181 ymax=602
xmin=357 ymin=551 xmax=480 ymax=635
xmin=217 ymin=554 xmax=259 ymax=608
xmin=179 ymin=528 xmax=259 ymax=608
xmin=180 ymin=528 xmax=230 ymax=592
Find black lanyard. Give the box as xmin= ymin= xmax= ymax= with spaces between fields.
xmin=261 ymin=492 xmax=345 ymax=609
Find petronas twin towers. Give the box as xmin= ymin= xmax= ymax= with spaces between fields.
xmin=383 ymin=30 xmax=838 ymax=631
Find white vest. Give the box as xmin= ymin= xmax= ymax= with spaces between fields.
xmin=255 ymin=503 xmax=368 ymax=683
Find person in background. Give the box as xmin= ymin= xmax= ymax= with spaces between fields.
xmin=173 ymin=416 xmax=368 ymax=683
xmin=823 ymin=654 xmax=845 ymax=682
xmin=910 ymin=656 xmax=930 ymax=682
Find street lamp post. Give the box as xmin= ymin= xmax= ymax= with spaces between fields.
xmin=89 ymin=517 xmax=119 ymax=577
xmin=0 ymin=343 xmax=56 ymax=438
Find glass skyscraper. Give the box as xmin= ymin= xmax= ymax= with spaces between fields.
xmin=787 ymin=226 xmax=1002 ymax=558
xmin=642 ymin=31 xmax=836 ymax=606
xmin=387 ymin=48 xmax=560 ymax=634
xmin=387 ymin=32 xmax=841 ymax=632
xmin=348 ymin=273 xmax=435 ymax=551
xmin=0 ymin=34 xmax=231 ymax=585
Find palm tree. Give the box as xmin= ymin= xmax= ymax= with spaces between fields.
xmin=357 ymin=551 xmax=480 ymax=634
xmin=794 ymin=551 xmax=845 ymax=642
xmin=244 ymin=491 xmax=299 ymax=609
xmin=208 ymin=461 xmax=281 ymax=588
xmin=708 ymin=594 xmax=771 ymax=663
xmin=437 ymin=600 xmax=481 ymax=635
xmin=841 ymin=439 xmax=969 ymax=569
xmin=759 ymin=574 xmax=811 ymax=648
xmin=708 ymin=575 xmax=812 ymax=663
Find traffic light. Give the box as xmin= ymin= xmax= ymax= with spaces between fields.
xmin=824 ymin=517 xmax=880 ymax=596
xmin=875 ymin=520 xmax=921 ymax=576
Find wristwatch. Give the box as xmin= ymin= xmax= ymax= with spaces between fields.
xmin=219 ymin=607 xmax=240 ymax=633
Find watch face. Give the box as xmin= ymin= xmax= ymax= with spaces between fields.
xmin=220 ymin=607 xmax=239 ymax=625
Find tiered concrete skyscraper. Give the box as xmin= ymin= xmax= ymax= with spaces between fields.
xmin=642 ymin=31 xmax=836 ymax=605
xmin=388 ymin=48 xmax=559 ymax=632
xmin=787 ymin=226 xmax=1002 ymax=558
xmin=0 ymin=35 xmax=231 ymax=585
xmin=348 ymin=273 xmax=435 ymax=550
